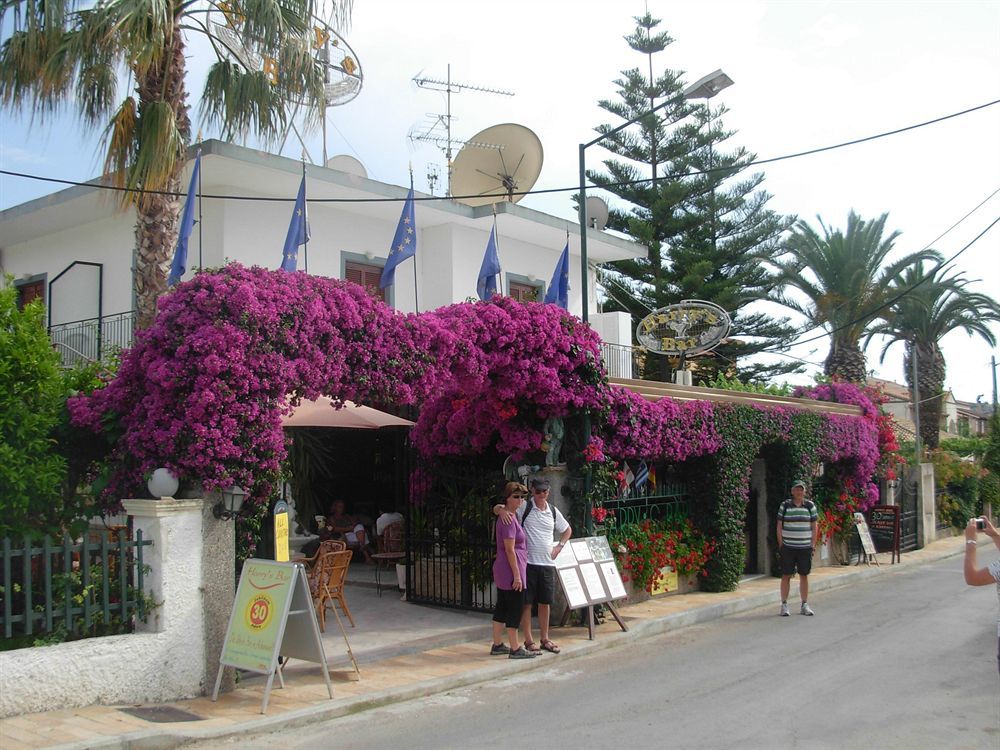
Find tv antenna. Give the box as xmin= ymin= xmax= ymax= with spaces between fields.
xmin=410 ymin=65 xmax=514 ymax=195
xmin=426 ymin=163 xmax=441 ymax=196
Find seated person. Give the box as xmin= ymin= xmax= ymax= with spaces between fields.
xmin=375 ymin=507 xmax=405 ymax=553
xmin=325 ymin=499 xmax=373 ymax=563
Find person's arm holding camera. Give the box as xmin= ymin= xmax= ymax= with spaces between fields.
xmin=964 ymin=516 xmax=1000 ymax=586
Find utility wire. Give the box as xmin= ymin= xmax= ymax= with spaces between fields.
xmin=2 ymin=99 xmax=998 ymax=204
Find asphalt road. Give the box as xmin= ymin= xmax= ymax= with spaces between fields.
xmin=215 ymin=555 xmax=1000 ymax=750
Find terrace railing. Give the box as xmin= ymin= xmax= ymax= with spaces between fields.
xmin=48 ymin=311 xmax=135 ymax=368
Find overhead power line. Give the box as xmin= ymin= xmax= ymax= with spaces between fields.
xmin=2 ymin=98 xmax=998 ymax=205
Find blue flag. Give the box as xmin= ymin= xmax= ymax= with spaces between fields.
xmin=280 ymin=176 xmax=310 ymax=272
xmin=476 ymin=225 xmax=501 ymax=301
xmin=168 ymin=152 xmax=201 ymax=287
xmin=543 ymin=241 xmax=570 ymax=309
xmin=380 ymin=188 xmax=417 ymax=289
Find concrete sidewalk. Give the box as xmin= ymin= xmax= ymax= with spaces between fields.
xmin=0 ymin=535 xmax=967 ymax=750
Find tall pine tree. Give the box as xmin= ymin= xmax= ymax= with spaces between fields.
xmin=589 ymin=13 xmax=800 ymax=383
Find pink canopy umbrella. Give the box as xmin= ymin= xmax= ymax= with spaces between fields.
xmin=280 ymin=396 xmax=414 ymax=429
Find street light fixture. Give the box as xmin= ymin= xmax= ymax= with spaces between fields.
xmin=577 ymin=69 xmax=734 ymax=323
xmin=213 ymin=485 xmax=247 ymax=520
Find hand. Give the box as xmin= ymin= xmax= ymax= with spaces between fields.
xmin=965 ymin=518 xmax=979 ymax=541
xmin=498 ymin=508 xmax=514 ymax=525
xmin=512 ymin=577 xmax=523 ymax=591
xmin=983 ymin=516 xmax=999 ymax=539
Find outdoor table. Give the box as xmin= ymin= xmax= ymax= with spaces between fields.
xmin=370 ymin=552 xmax=405 ymax=597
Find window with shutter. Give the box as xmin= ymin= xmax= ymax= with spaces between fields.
xmin=509 ymin=281 xmax=540 ymax=303
xmin=344 ymin=261 xmax=386 ymax=302
xmin=16 ymin=280 xmax=45 ymax=309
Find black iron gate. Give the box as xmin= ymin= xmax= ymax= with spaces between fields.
xmin=899 ymin=467 xmax=919 ymax=552
xmin=406 ymin=462 xmax=498 ymax=612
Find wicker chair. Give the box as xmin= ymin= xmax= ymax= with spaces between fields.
xmin=309 ymin=549 xmax=355 ymax=631
xmin=300 ymin=538 xmax=346 ymax=570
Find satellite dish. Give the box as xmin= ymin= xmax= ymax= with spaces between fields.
xmin=451 ymin=123 xmax=543 ymax=207
xmin=326 ymin=154 xmax=368 ymax=180
xmin=585 ymin=196 xmax=609 ymax=231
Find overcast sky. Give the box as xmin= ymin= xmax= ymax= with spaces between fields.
xmin=2 ymin=0 xmax=998 ymax=402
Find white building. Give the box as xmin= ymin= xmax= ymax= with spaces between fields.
xmin=0 ymin=139 xmax=643 ymax=365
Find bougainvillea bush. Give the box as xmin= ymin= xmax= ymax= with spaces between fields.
xmin=69 ymin=264 xmax=460 ymax=511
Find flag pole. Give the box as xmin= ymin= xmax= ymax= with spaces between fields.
xmin=301 ymin=157 xmax=308 ymax=274
xmin=492 ymin=204 xmax=502 ymax=296
xmin=409 ymin=167 xmax=419 ymax=313
xmin=196 ymin=136 xmax=204 ymax=273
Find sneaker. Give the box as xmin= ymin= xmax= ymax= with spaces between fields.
xmin=801 ymin=603 xmax=815 ymax=616
xmin=779 ymin=602 xmax=790 ymax=617
xmin=490 ymin=643 xmax=510 ymax=656
xmin=508 ymin=646 xmax=538 ymax=660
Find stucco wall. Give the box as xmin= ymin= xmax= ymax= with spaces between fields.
xmin=0 ymin=498 xmax=230 ymax=719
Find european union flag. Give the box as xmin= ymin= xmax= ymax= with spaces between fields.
xmin=543 ymin=241 xmax=570 ymax=309
xmin=477 ymin=226 xmax=501 ymax=301
xmin=168 ymin=151 xmax=201 ymax=287
xmin=280 ymin=176 xmax=310 ymax=272
xmin=380 ymin=188 xmax=416 ymax=289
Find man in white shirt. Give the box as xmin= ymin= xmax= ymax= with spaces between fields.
xmin=496 ymin=478 xmax=571 ymax=653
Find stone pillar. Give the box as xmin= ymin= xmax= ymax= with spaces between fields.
xmin=123 ymin=495 xmax=236 ymax=696
xmin=124 ymin=498 xmax=206 ymax=698
xmin=202 ymin=493 xmax=237 ymax=694
xmin=916 ymin=462 xmax=937 ymax=548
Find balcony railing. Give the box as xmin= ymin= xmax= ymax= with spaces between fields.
xmin=49 ymin=311 xmax=135 ymax=368
xmin=601 ymin=341 xmax=643 ymax=379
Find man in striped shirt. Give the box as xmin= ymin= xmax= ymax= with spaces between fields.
xmin=777 ymin=480 xmax=819 ymax=616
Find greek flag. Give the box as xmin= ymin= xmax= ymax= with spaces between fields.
xmin=634 ymin=461 xmax=649 ymax=494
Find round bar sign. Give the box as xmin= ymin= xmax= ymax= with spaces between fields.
xmin=636 ymin=300 xmax=731 ymax=356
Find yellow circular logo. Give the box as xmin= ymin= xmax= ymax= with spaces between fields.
xmin=245 ymin=593 xmax=274 ymax=632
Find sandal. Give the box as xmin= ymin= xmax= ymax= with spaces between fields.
xmin=523 ymin=640 xmax=542 ymax=654
xmin=540 ymin=639 xmax=561 ymax=654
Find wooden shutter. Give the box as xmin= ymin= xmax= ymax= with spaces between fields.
xmin=345 ymin=261 xmax=386 ymax=302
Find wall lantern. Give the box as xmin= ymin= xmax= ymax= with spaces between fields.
xmin=214 ymin=485 xmax=247 ymax=520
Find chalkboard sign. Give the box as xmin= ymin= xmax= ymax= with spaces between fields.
xmin=867 ymin=505 xmax=900 ymax=563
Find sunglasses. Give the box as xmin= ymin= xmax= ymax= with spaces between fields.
xmin=532 ymin=488 xmax=549 ymax=494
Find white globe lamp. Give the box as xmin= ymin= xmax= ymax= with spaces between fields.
xmin=148 ymin=468 xmax=179 ymax=499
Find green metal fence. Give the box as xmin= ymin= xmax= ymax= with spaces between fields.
xmin=0 ymin=530 xmax=153 ymax=642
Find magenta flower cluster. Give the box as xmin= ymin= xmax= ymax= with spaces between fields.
xmin=69 ymin=265 xmax=883 ymax=517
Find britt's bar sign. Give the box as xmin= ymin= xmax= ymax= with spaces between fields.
xmin=636 ymin=300 xmax=731 ymax=356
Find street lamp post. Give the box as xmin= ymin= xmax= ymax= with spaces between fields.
xmin=577 ymin=69 xmax=733 ymax=323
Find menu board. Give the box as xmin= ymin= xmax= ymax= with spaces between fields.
xmin=867 ymin=505 xmax=900 ymax=563
xmin=553 ymin=535 xmax=627 ymax=609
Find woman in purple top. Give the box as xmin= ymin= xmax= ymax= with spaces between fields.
xmin=491 ymin=482 xmax=535 ymax=659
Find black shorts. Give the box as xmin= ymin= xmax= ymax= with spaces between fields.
xmin=492 ymin=588 xmax=524 ymax=628
xmin=780 ymin=545 xmax=813 ymax=576
xmin=524 ymin=564 xmax=557 ymax=606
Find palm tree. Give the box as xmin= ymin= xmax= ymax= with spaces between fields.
xmin=773 ymin=211 xmax=938 ymax=382
xmin=865 ymin=261 xmax=1000 ymax=449
xmin=0 ymin=0 xmax=351 ymax=329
